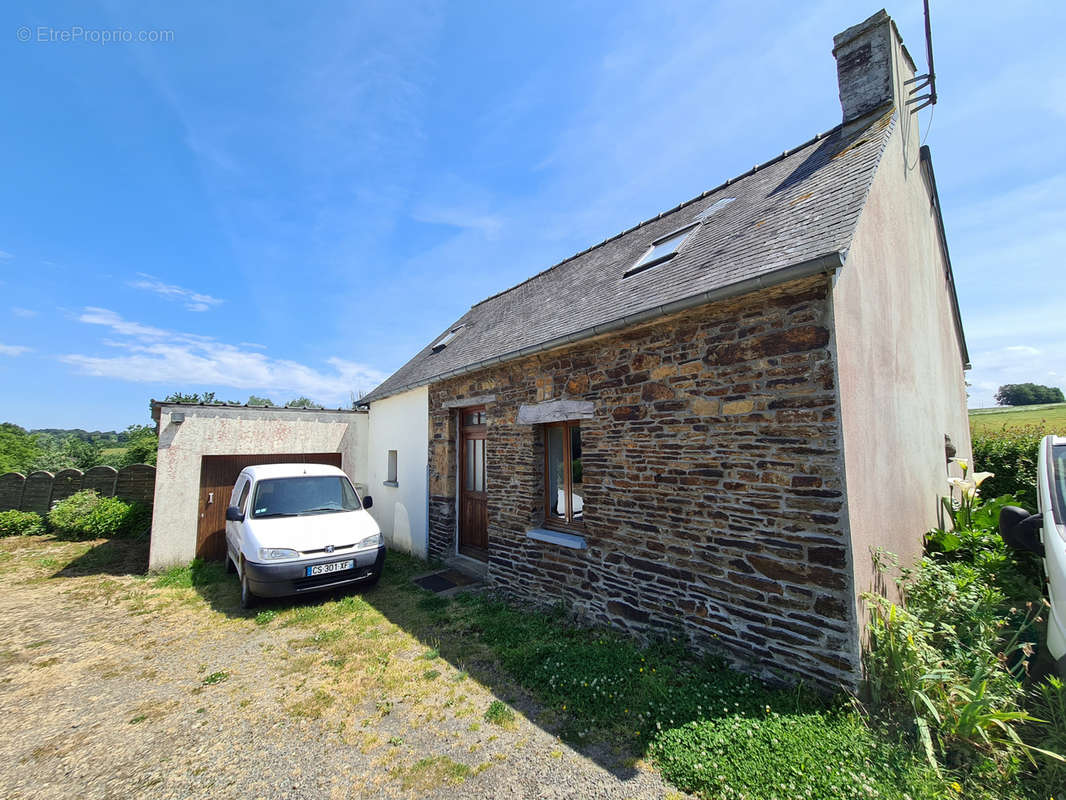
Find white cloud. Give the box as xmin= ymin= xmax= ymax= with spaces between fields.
xmin=11 ymin=307 xmax=37 ymax=318
xmin=79 ymin=307 xmax=170 ymax=339
xmin=0 ymin=343 xmax=30 ymax=356
xmin=411 ymin=206 xmax=504 ymax=238
xmin=62 ymin=308 xmax=385 ymax=403
xmin=0 ymin=250 xmax=12 ymax=260
xmin=129 ymin=273 xmax=224 ymax=312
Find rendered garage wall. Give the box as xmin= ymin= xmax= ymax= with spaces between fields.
xmin=366 ymin=386 xmax=429 ymax=558
xmin=149 ymin=405 xmax=368 ymax=570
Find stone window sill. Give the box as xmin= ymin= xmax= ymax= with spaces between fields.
xmin=382 ymin=480 xmax=399 ymax=488
xmin=526 ymin=527 xmax=587 ymax=550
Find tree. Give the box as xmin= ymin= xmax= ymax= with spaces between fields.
xmin=0 ymin=423 xmax=39 ymax=474
xmin=123 ymin=424 xmax=158 ymax=466
xmin=164 ymin=391 xmax=210 ymax=404
xmin=995 ymin=383 xmax=1066 ymax=406
xmin=61 ymin=436 xmax=102 ymax=470
xmin=246 ymin=395 xmax=275 ymax=407
xmin=285 ymin=396 xmax=322 ymax=409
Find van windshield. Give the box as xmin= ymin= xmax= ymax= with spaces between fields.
xmin=251 ymin=476 xmax=361 ymax=518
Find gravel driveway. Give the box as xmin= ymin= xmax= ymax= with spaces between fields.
xmin=0 ymin=536 xmax=685 ymax=800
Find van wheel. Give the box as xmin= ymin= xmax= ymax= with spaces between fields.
xmin=240 ymin=566 xmax=256 ymax=610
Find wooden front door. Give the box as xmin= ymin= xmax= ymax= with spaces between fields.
xmin=196 ymin=452 xmax=343 ymax=561
xmin=458 ymin=408 xmax=488 ymax=561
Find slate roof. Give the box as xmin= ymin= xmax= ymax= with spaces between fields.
xmin=362 ymin=111 xmax=896 ymax=404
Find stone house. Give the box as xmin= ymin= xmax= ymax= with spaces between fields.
xmin=359 ymin=10 xmax=970 ymax=689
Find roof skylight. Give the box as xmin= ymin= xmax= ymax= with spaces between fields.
xmin=623 ymin=224 xmax=697 ymax=278
xmin=431 ymin=325 xmax=464 ymax=352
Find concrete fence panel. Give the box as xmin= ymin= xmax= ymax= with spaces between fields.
xmin=115 ymin=464 xmax=156 ymax=506
xmin=0 ymin=465 xmax=155 ymax=515
xmin=51 ymin=468 xmax=84 ymax=505
xmin=83 ymin=465 xmax=118 ymax=497
xmin=21 ymin=471 xmax=55 ymax=516
xmin=0 ymin=473 xmax=26 ymax=512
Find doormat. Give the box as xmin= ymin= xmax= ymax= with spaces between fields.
xmin=413 ymin=569 xmax=477 ymax=594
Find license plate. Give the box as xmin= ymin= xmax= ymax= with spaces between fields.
xmin=306 ymin=560 xmax=354 ymax=577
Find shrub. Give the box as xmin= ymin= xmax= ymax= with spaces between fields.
xmin=0 ymin=510 xmax=46 ymax=537
xmin=48 ymin=490 xmax=150 ymax=539
xmin=971 ymin=427 xmax=1044 ymax=509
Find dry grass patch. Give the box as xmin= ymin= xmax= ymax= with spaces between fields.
xmin=389 ymin=755 xmax=483 ymax=791
xmin=286 ymin=687 xmax=337 ymax=719
xmin=127 ymin=698 xmax=179 ymax=725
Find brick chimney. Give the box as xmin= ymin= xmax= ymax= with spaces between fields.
xmin=833 ymin=10 xmax=917 ymax=124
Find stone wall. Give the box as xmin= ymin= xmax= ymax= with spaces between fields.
xmin=427 ymin=276 xmax=859 ymax=689
xmin=0 ymin=464 xmax=156 ymax=514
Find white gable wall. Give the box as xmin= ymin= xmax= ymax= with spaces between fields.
xmin=366 ymin=386 xmax=429 ymax=558
xmin=832 ymin=108 xmax=971 ymax=624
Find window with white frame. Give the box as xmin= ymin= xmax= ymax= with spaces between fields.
xmin=386 ymin=450 xmax=398 ymax=485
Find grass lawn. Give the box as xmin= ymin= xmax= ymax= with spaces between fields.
xmin=0 ymin=534 xmax=1025 ymax=799
xmin=151 ymin=549 xmax=956 ymax=798
xmin=969 ymin=402 xmax=1066 ymax=434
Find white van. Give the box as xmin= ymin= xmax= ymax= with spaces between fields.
xmin=1000 ymin=434 xmax=1066 ymax=676
xmin=224 ymin=463 xmax=385 ymax=608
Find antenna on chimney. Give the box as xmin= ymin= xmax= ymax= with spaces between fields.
xmin=906 ymin=0 xmax=938 ymax=112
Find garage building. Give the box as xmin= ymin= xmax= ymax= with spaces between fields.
xmin=149 ymin=402 xmax=368 ymax=570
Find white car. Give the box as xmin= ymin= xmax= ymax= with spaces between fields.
xmin=1001 ymin=434 xmax=1066 ymax=675
xmin=224 ymin=463 xmax=385 ymax=609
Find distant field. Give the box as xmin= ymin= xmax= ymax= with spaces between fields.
xmin=969 ymin=402 xmax=1066 ymax=434
xmin=100 ymin=446 xmax=128 ymax=460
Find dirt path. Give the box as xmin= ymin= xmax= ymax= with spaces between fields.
xmin=0 ymin=538 xmax=683 ymax=800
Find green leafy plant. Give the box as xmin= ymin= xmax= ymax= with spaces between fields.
xmin=0 ymin=510 xmax=46 ymax=537
xmin=1026 ymin=677 xmax=1066 ymax=794
xmin=47 ymin=490 xmax=150 ymax=540
xmin=942 ymin=458 xmax=995 ymax=531
xmin=651 ymin=710 xmax=938 ymax=799
xmin=865 ymin=494 xmax=1065 ymax=788
xmin=483 ymin=700 xmax=515 ymax=727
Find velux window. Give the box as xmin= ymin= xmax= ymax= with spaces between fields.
xmin=624 ymin=223 xmax=697 ymax=278
xmin=545 ymin=421 xmax=583 ymax=527
xmin=432 ymin=325 xmax=464 ymax=352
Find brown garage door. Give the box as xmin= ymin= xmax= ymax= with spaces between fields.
xmin=196 ymin=453 xmax=344 ymax=561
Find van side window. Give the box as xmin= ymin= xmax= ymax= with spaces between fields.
xmin=237 ymin=480 xmax=251 ymax=512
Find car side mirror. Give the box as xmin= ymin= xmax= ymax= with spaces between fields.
xmin=999 ymin=505 xmax=1044 ymax=557
xmin=225 ymin=505 xmax=245 ymax=522
xmin=362 ymin=495 xmax=373 ymax=510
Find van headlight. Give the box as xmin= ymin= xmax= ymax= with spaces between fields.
xmin=357 ymin=533 xmax=383 ymax=550
xmin=259 ymin=547 xmax=299 ymax=561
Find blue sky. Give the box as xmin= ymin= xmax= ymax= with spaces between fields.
xmin=1 ymin=1 xmax=1063 ymax=431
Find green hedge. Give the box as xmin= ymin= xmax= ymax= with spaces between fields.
xmin=47 ymin=490 xmax=150 ymax=540
xmin=971 ymin=427 xmax=1044 ymax=509
xmin=0 ymin=510 xmax=46 ymax=537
